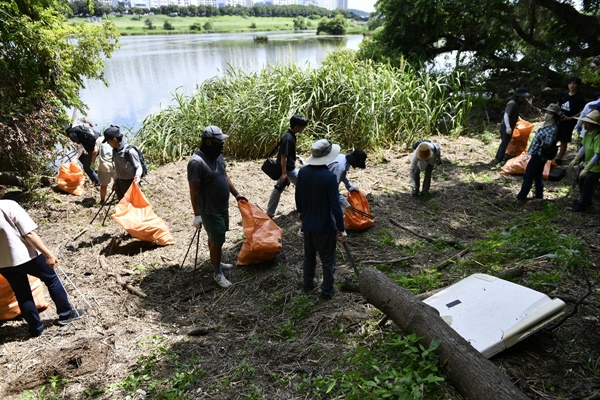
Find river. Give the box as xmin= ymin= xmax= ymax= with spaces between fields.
xmin=79 ymin=31 xmax=364 ymax=132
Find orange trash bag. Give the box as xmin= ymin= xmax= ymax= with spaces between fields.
xmin=344 ymin=190 xmax=374 ymax=231
xmin=0 ymin=275 xmax=50 ymax=321
xmin=237 ymin=200 xmax=283 ymax=266
xmin=506 ymin=119 xmax=534 ymax=158
xmin=501 ymin=152 xmax=530 ymax=175
xmin=111 ymin=182 xmax=175 ymax=246
xmin=56 ymin=161 xmax=86 ymax=196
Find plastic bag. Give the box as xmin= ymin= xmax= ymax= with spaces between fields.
xmin=112 ymin=182 xmax=175 ymax=246
xmin=344 ymin=190 xmax=374 ymax=231
xmin=56 ymin=161 xmax=86 ymax=196
xmin=0 ymin=275 xmax=49 ymax=321
xmin=506 ymin=119 xmax=534 ymax=158
xmin=237 ymin=200 xmax=283 ymax=266
xmin=501 ymin=154 xmax=557 ymax=181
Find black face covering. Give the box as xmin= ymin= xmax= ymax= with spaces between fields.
xmin=201 ymin=140 xmax=224 ymax=159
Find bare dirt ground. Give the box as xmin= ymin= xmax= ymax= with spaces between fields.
xmin=1 ymin=134 xmax=599 ymax=399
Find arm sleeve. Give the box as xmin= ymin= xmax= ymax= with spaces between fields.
xmin=128 ymin=149 xmax=143 ymax=179
xmin=503 ymin=112 xmax=511 ymax=130
xmin=409 ymin=151 xmax=418 ymax=188
xmin=328 ymin=175 xmax=344 ymax=232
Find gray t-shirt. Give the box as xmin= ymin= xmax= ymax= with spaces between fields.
xmin=187 ymin=151 xmax=229 ymax=215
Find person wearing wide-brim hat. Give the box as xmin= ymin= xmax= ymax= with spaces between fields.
xmin=568 ymin=110 xmax=600 ymax=212
xmin=494 ymin=87 xmax=532 ymax=164
xmin=575 ymin=91 xmax=600 ymax=141
xmin=295 ymin=139 xmax=346 ymax=300
xmin=410 ymin=140 xmax=441 ymax=197
xmin=516 ymin=103 xmax=561 ymax=201
xmin=327 ymin=149 xmax=367 ymax=208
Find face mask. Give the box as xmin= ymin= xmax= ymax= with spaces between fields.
xmin=201 ymin=140 xmax=224 ymax=159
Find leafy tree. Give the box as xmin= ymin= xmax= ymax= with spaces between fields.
xmin=365 ymin=0 xmax=600 ymax=94
xmin=163 ymin=20 xmax=174 ymax=30
xmin=316 ymin=14 xmax=347 ymax=35
xmin=293 ymin=16 xmax=307 ymax=30
xmin=145 ymin=17 xmax=155 ymax=30
xmin=203 ymin=21 xmax=213 ymax=31
xmin=0 ymin=0 xmax=118 ymax=179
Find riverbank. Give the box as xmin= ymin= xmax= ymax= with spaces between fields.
xmin=70 ymin=15 xmax=367 ymax=36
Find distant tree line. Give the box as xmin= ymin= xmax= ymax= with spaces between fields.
xmin=69 ymin=2 xmax=359 ymax=20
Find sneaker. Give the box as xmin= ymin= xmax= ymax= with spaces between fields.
xmin=220 ymin=262 xmax=234 ymax=270
xmin=214 ymin=274 xmax=232 ymax=288
xmin=58 ymin=309 xmax=85 ymax=326
xmin=318 ymin=292 xmax=332 ymax=301
xmin=297 ymin=227 xmax=304 ymax=238
xmin=301 ymin=278 xmax=319 ymax=293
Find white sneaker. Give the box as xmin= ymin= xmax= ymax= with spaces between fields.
xmin=220 ymin=262 xmax=233 ymax=270
xmin=297 ymin=228 xmax=304 ymax=237
xmin=214 ymin=274 xmax=232 ymax=288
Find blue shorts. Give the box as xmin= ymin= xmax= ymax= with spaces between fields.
xmin=202 ymin=211 xmax=229 ymax=245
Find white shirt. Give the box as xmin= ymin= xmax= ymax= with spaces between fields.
xmin=575 ymin=99 xmax=600 ymax=138
xmin=327 ymin=154 xmax=352 ymax=190
xmin=0 ymin=200 xmax=39 ymax=268
xmin=94 ymin=136 xmax=114 ymax=173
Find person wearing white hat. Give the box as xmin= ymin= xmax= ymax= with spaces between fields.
xmin=516 ymin=103 xmax=561 ymax=201
xmin=295 ymin=139 xmax=346 ymax=300
xmin=409 ymin=140 xmax=441 ymax=197
xmin=569 ymin=110 xmax=600 ymax=212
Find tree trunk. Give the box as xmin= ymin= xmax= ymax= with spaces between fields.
xmin=359 ymin=268 xmax=529 ymax=400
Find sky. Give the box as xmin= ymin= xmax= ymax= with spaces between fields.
xmin=347 ymin=0 xmax=376 ymax=13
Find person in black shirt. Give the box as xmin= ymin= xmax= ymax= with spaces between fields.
xmin=555 ymin=77 xmax=585 ymax=165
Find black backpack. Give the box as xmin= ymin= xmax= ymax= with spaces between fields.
xmin=67 ymin=125 xmax=100 ymax=149
xmin=124 ymin=145 xmax=149 ymax=179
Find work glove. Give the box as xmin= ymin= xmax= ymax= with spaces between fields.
xmin=235 ymin=194 xmax=248 ymax=202
xmin=569 ymin=157 xmax=581 ymax=169
xmin=192 ymin=215 xmax=203 ymax=229
xmin=338 ymin=231 xmax=347 ymax=241
xmin=580 ymin=167 xmax=590 ymax=179
xmin=348 ymin=185 xmax=358 ymax=192
xmin=341 ymin=198 xmax=351 ymax=209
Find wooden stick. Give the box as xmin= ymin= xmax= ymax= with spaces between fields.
xmin=389 ymin=219 xmax=459 ymax=246
xmin=362 ymin=256 xmax=414 ymax=265
xmin=435 ymin=249 xmax=469 ymax=270
xmin=99 ymin=255 xmax=147 ymax=298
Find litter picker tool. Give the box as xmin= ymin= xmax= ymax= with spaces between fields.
xmin=347 ymin=206 xmax=374 ymax=220
xmin=180 ymin=227 xmax=200 ymax=269
xmin=101 ymin=191 xmax=117 ymax=226
xmin=342 ymin=241 xmax=360 ymax=277
xmin=90 ymin=189 xmax=115 ymax=225
xmin=57 ymin=266 xmax=93 ymax=309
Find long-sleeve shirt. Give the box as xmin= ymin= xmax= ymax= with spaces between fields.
xmin=527 ymin=123 xmax=558 ymax=158
xmin=327 ymin=154 xmax=353 ymax=190
xmin=112 ymin=140 xmax=142 ymax=181
xmin=575 ymin=99 xmax=600 ymax=138
xmin=295 ymin=165 xmax=344 ymax=234
xmin=409 ymin=142 xmax=441 ymax=188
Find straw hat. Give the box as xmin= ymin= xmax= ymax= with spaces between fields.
xmin=542 ymin=103 xmax=561 ymax=116
xmin=305 ymin=139 xmax=340 ymax=166
xmin=416 ymin=142 xmax=433 ymax=161
xmin=575 ymin=110 xmax=600 ymax=125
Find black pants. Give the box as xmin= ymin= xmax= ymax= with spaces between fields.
xmin=495 ymin=124 xmax=511 ymax=162
xmin=115 ymin=178 xmax=134 ymax=200
xmin=517 ymin=154 xmax=545 ymax=200
xmin=412 ymin=164 xmax=433 ymax=195
xmin=79 ymin=151 xmax=98 ymax=185
xmin=576 ymin=171 xmax=600 ymax=210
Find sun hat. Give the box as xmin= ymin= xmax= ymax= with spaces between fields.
xmin=416 ymin=142 xmax=433 ymax=161
xmin=202 ymin=125 xmax=229 ymax=140
xmin=346 ymin=149 xmax=367 ymax=169
xmin=102 ymin=125 xmax=121 ymax=143
xmin=542 ymin=103 xmax=562 ymax=116
xmin=514 ymin=87 xmax=531 ymax=97
xmin=305 ymin=139 xmax=341 ymax=166
xmin=575 ymin=110 xmax=600 ymax=125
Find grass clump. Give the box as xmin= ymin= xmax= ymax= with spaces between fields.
xmin=301 ymin=331 xmax=445 ymax=399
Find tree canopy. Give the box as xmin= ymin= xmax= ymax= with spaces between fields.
xmin=0 ymin=0 xmax=118 ymax=178
xmin=364 ymin=0 xmax=600 ymax=96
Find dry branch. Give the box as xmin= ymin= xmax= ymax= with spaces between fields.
xmin=389 ymin=219 xmax=459 ymax=246
xmin=362 ymin=256 xmax=414 ymax=265
xmin=434 ymin=249 xmax=469 ymax=270
xmin=99 ymin=255 xmax=147 ymax=298
xmin=360 ymin=268 xmax=529 ymax=400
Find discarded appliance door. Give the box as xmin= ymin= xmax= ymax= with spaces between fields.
xmin=423 ymin=273 xmax=566 ymax=358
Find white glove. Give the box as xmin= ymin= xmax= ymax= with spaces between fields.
xmin=348 ymin=185 xmax=358 ymax=192
xmin=580 ymin=168 xmax=590 ymax=179
xmin=569 ymin=157 xmax=581 ymax=169
xmin=341 ymin=199 xmax=351 ymax=209
xmin=338 ymin=231 xmax=347 ymax=241
xmin=192 ymin=215 xmax=203 ymax=228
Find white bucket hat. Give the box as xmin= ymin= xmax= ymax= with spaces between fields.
xmin=305 ymin=139 xmax=341 ymax=166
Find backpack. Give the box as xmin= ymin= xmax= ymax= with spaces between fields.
xmin=124 ymin=145 xmax=149 ymax=179
xmin=67 ymin=125 xmax=99 ymax=149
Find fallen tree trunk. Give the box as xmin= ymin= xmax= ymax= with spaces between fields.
xmin=359 ymin=268 xmax=529 ymax=400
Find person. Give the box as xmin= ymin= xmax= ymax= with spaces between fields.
xmin=327 ymin=149 xmax=367 ymax=208
xmin=295 ymin=139 xmax=346 ymax=301
xmin=574 ymin=91 xmax=600 ymax=142
xmin=103 ymin=125 xmax=143 ymax=201
xmin=187 ymin=126 xmax=247 ymax=288
xmin=0 ymin=200 xmax=84 ymax=337
xmin=516 ymin=103 xmax=562 ymax=201
xmin=495 ymin=88 xmax=531 ymax=163
xmin=92 ymin=132 xmax=114 ymax=204
xmin=554 ymin=77 xmax=585 ymax=164
xmin=64 ymin=123 xmax=100 ymax=186
xmin=568 ymin=110 xmax=600 ymax=212
xmin=266 ymin=114 xmax=309 ymax=218
xmin=410 ymin=140 xmax=441 ymax=197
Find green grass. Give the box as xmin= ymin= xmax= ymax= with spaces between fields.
xmin=70 ymin=15 xmax=366 ymax=35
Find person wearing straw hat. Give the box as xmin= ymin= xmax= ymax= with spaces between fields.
xmin=0 ymin=200 xmax=84 ymax=337
xmin=410 ymin=140 xmax=441 ymax=197
xmin=295 ymin=139 xmax=346 ymax=301
xmin=568 ymin=110 xmax=600 ymax=212
xmin=574 ymin=91 xmax=600 ymax=142
xmin=515 ymin=103 xmax=562 ymax=201
xmin=495 ymin=87 xmax=532 ymax=164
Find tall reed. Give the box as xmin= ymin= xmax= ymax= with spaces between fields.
xmin=136 ymin=50 xmax=471 ymax=164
